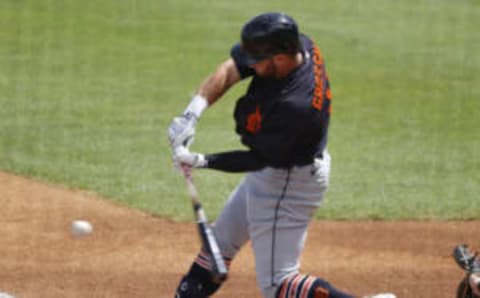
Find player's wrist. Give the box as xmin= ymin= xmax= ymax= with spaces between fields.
xmin=173 ymin=146 xmax=209 ymax=168
xmin=195 ymin=153 xmax=208 ymax=168
xmin=182 ymin=94 xmax=208 ymax=122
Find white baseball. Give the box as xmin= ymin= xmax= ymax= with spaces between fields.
xmin=71 ymin=220 xmax=93 ymax=236
xmin=0 ymin=291 xmax=16 ymax=298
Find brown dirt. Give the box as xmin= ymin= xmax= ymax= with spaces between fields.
xmin=0 ymin=171 xmax=477 ymax=298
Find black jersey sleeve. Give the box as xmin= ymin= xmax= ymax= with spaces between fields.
xmin=230 ymin=43 xmax=255 ymax=79
xmin=205 ymin=150 xmax=267 ymax=172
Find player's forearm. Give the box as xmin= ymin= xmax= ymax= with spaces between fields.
xmin=196 ymin=59 xmax=241 ymax=105
xmin=205 ymin=150 xmax=267 ymax=173
xmin=173 ymin=59 xmax=240 ymax=142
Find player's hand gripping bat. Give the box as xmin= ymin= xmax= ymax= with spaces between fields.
xmin=180 ymin=165 xmax=228 ymax=283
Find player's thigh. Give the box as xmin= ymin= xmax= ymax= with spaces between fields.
xmin=246 ymin=167 xmax=328 ymax=297
xmin=212 ymin=178 xmax=250 ymax=259
xmin=251 ymin=219 xmax=310 ymax=297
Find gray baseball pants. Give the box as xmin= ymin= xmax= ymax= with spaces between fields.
xmin=212 ymin=151 xmax=331 ymax=298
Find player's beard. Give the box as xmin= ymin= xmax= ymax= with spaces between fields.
xmin=253 ymin=58 xmax=278 ymax=78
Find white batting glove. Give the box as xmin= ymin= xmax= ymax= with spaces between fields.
xmin=167 ymin=95 xmax=208 ymax=149
xmin=173 ymin=146 xmax=208 ymax=168
xmin=168 ymin=114 xmax=196 ymax=148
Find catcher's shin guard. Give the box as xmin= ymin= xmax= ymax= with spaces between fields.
xmin=275 ymin=274 xmax=354 ymax=298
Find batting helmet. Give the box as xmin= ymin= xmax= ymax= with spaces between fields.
xmin=232 ymin=12 xmax=301 ymax=65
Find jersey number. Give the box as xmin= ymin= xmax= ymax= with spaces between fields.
xmin=311 ymin=45 xmax=332 ymax=112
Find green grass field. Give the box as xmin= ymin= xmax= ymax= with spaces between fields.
xmin=1 ymin=0 xmax=479 ymax=220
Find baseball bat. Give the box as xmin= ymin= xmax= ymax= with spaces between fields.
xmin=181 ymin=165 xmax=228 ymax=283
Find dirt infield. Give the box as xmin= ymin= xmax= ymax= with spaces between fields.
xmin=0 ymin=171 xmax=477 ymax=298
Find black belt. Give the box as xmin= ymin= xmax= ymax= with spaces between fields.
xmin=271 ymin=152 xmax=324 ymax=169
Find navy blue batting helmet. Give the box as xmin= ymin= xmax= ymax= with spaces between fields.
xmin=232 ymin=12 xmax=301 ymax=65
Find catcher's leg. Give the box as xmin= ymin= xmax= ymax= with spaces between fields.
xmin=457 ymin=276 xmax=473 ymax=298
xmin=457 ymin=274 xmax=480 ymax=298
xmin=470 ymin=273 xmax=480 ymax=297
xmin=275 ymin=273 xmax=354 ymax=298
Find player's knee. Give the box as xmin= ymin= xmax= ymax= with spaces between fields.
xmin=174 ymin=261 xmax=225 ymax=298
xmin=275 ymin=274 xmax=354 ymax=298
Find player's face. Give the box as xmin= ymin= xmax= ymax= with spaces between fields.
xmin=250 ymin=58 xmax=277 ymax=78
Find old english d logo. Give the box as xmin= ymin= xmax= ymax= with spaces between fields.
xmin=246 ymin=104 xmax=262 ymax=134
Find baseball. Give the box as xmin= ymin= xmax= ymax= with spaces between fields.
xmin=71 ymin=220 xmax=93 ymax=236
xmin=0 ymin=292 xmax=16 ymax=298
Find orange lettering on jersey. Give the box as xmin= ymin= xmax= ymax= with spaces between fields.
xmin=326 ymin=88 xmax=332 ymax=100
xmin=311 ymin=45 xmax=332 ymax=112
xmin=246 ymin=104 xmax=262 ymax=134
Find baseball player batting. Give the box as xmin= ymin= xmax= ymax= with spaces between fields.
xmin=169 ymin=12 xmax=395 ymax=298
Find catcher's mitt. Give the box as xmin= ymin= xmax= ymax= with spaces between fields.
xmin=453 ymin=244 xmax=480 ymax=298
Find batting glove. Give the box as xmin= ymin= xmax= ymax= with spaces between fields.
xmin=168 ymin=114 xmax=196 ymax=148
xmin=168 ymin=95 xmax=208 ymax=149
xmin=173 ymin=146 xmax=208 ymax=169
